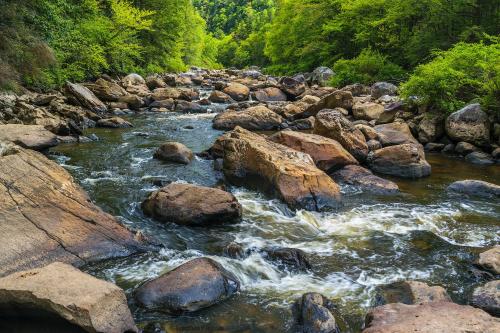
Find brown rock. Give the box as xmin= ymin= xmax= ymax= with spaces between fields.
xmin=353 ymin=102 xmax=385 ymax=121
xmin=0 ymin=124 xmax=58 ymax=151
xmin=374 ymin=122 xmax=418 ymax=147
xmin=269 ymin=130 xmax=358 ymax=172
xmin=367 ymin=144 xmax=431 ymax=178
xmin=363 ymin=301 xmax=499 ymax=333
xmin=332 ymin=165 xmax=399 ymax=195
xmin=65 ymin=82 xmax=107 ymax=113
xmin=142 ymin=183 xmax=242 ymax=226
xmin=254 ymin=87 xmax=287 ymax=102
xmin=279 ymin=77 xmax=306 ymax=98
xmin=378 ymin=280 xmax=451 ymax=305
xmin=84 ymin=78 xmax=127 ymax=102
xmin=96 ymin=117 xmax=133 ymax=128
xmin=446 ymin=104 xmax=490 ymax=146
xmin=213 ymin=106 xmax=283 ymax=131
xmin=294 ymin=293 xmax=338 ymax=333
xmin=477 ymin=246 xmax=500 ymax=274
xmin=216 ymin=127 xmax=341 ymax=210
xmin=153 ymin=142 xmax=194 ymax=164
xmin=472 ymin=280 xmax=500 ymax=316
xmin=135 ymin=257 xmax=240 ymax=313
xmin=355 ymin=124 xmax=379 ymax=141
xmin=314 ymin=109 xmax=368 ymax=162
xmin=209 ymin=90 xmax=232 ymax=103
xmin=0 ymin=145 xmax=148 ymax=277
xmin=223 ymin=83 xmax=250 ymax=101
xmin=0 ymin=262 xmax=137 ymax=333
xmin=299 ymin=90 xmax=354 ymax=119
xmin=418 ymin=113 xmax=444 ymax=144
xmin=146 ymin=76 xmax=166 ymax=90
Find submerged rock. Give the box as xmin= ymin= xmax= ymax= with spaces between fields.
xmin=377 ymin=280 xmax=451 ymax=305
xmin=216 ymin=127 xmax=341 ymax=210
xmin=269 ymin=130 xmax=358 ymax=172
xmin=294 ymin=293 xmax=338 ymax=333
xmin=448 ymin=180 xmax=500 ymax=198
xmin=142 ymin=183 xmax=242 ymax=226
xmin=445 ymin=104 xmax=490 ymax=147
xmin=0 ymin=145 xmax=148 ymax=276
xmin=367 ymin=143 xmax=431 ymax=178
xmin=332 ymin=165 xmax=399 ymax=195
xmin=0 ymin=124 xmax=58 ymax=150
xmin=213 ymin=106 xmax=283 ymax=131
xmin=314 ymin=109 xmax=368 ymax=162
xmin=472 ymin=280 xmax=500 ymax=316
xmin=135 ymin=257 xmax=240 ymax=313
xmin=0 ymin=262 xmax=137 ymax=333
xmin=153 ymin=142 xmax=194 ymax=164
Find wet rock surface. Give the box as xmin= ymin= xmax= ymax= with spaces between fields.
xmin=142 ymin=183 xmax=242 ymax=226
xmin=0 ymin=262 xmax=137 ymax=333
xmin=377 ymin=280 xmax=451 ymax=305
xmin=367 ymin=143 xmax=431 ymax=178
xmin=448 ymin=180 xmax=500 ymax=198
xmin=135 ymin=257 xmax=240 ymax=313
xmin=332 ymin=165 xmax=399 ymax=195
xmin=472 ymin=280 xmax=500 ymax=316
xmin=153 ymin=142 xmax=194 ymax=164
xmin=294 ymin=293 xmax=339 ymax=333
xmin=263 ymin=247 xmax=312 ymax=271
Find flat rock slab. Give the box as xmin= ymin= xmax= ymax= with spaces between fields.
xmin=216 ymin=127 xmax=341 ymax=211
xmin=0 ymin=124 xmax=58 ymax=150
xmin=0 ymin=262 xmax=137 ymax=333
xmin=332 ymin=165 xmax=399 ymax=195
xmin=363 ymin=301 xmax=500 ymax=333
xmin=65 ymin=82 xmax=107 ymax=113
xmin=0 ymin=144 xmax=147 ymax=277
xmin=135 ymin=257 xmax=240 ymax=313
xmin=213 ymin=106 xmax=283 ymax=131
xmin=448 ymin=180 xmax=500 ymax=198
xmin=378 ymin=280 xmax=451 ymax=305
xmin=142 ymin=183 xmax=242 ymax=226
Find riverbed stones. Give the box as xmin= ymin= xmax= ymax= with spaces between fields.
xmin=476 ymin=247 xmax=500 ymax=275
xmin=0 ymin=145 xmax=148 ymax=276
xmin=254 ymin=87 xmax=287 ymax=102
xmin=216 ymin=127 xmax=341 ymax=210
xmin=223 ymin=82 xmax=250 ymax=101
xmin=213 ymin=106 xmax=283 ymax=131
xmin=367 ymin=143 xmax=431 ymax=178
xmin=313 ymin=109 xmax=369 ymax=162
xmin=153 ymin=142 xmax=194 ymax=164
xmin=96 ymin=117 xmax=133 ymax=128
xmin=448 ymin=180 xmax=500 ymax=198
xmin=332 ymin=165 xmax=399 ymax=195
xmin=263 ymin=248 xmax=311 ymax=271
xmin=65 ymin=82 xmax=107 ymax=113
xmin=465 ymin=151 xmax=495 ymax=165
xmin=472 ymin=280 xmax=500 ymax=316
xmin=378 ymin=280 xmax=451 ymax=305
xmin=300 ymin=90 xmax=354 ymax=119
xmin=134 ymin=257 xmax=240 ymax=313
xmin=456 ymin=141 xmax=480 ymax=155
xmin=0 ymin=124 xmax=58 ymax=150
xmin=294 ymin=293 xmax=338 ymax=333
xmin=418 ymin=113 xmax=444 ymax=144
xmin=445 ymin=104 xmax=490 ymax=146
xmin=269 ymin=130 xmax=358 ymax=172
xmin=363 ymin=301 xmax=500 ymax=333
xmin=175 ymin=100 xmax=203 ymax=113
xmin=353 ymin=102 xmax=385 ymax=121
xmin=374 ymin=122 xmax=418 ymax=146
xmin=371 ymin=82 xmax=398 ymax=99
xmin=84 ymin=78 xmax=128 ymax=102
xmin=0 ymin=262 xmax=137 ymax=333
xmin=142 ymin=183 xmax=242 ymax=226
xmin=279 ymin=77 xmax=306 ymax=98
xmin=209 ymin=90 xmax=232 ymax=103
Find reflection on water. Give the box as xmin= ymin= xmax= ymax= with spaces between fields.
xmin=51 ymin=111 xmax=500 ymax=333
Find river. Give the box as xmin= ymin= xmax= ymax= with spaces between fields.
xmin=50 ymin=98 xmax=500 ymax=332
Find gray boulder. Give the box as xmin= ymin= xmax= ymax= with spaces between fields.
xmin=445 ymin=104 xmax=490 ymax=146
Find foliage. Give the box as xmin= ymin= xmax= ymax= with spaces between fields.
xmin=400 ymin=42 xmax=500 ymax=116
xmin=331 ymin=49 xmax=406 ymax=87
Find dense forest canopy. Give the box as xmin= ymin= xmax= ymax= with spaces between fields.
xmin=0 ymin=0 xmax=499 ymax=114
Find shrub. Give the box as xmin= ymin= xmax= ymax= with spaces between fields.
xmin=330 ymin=49 xmax=406 ymax=87
xmin=400 ymin=41 xmax=500 ymax=116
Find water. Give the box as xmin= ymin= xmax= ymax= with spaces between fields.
xmin=50 ymin=108 xmax=500 ymax=332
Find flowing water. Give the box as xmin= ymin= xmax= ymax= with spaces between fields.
xmin=50 ymin=96 xmax=500 ymax=332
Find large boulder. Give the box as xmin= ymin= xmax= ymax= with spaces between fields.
xmin=313 ymin=109 xmax=368 ymax=162
xmin=216 ymin=127 xmax=342 ymax=210
xmin=0 ymin=262 xmax=137 ymax=333
xmin=121 ymin=73 xmax=146 ymax=87
xmin=353 ymin=102 xmax=385 ymax=121
xmin=213 ymin=106 xmax=283 ymax=131
xmin=476 ymin=246 xmax=500 ymax=275
xmin=447 ymin=180 xmax=500 ymax=198
xmin=311 ymin=67 xmax=335 ymax=86
xmin=374 ymin=122 xmax=419 ymax=147
xmin=254 ymin=87 xmax=288 ymax=102
xmin=367 ymin=144 xmax=431 ymax=178
xmin=0 ymin=124 xmax=58 ymax=151
xmin=445 ymin=104 xmax=490 ymax=146
xmin=299 ymin=90 xmax=354 ymax=119
xmin=279 ymin=77 xmax=306 ymax=98
xmin=294 ymin=293 xmax=338 ymax=333
xmin=269 ymin=130 xmax=358 ymax=172
xmin=371 ymin=82 xmax=398 ymax=99
xmin=65 ymin=82 xmax=107 ymax=113
xmin=223 ymin=83 xmax=250 ymax=101
xmin=135 ymin=257 xmax=240 ymax=313
xmin=0 ymin=144 xmax=148 ymax=277
xmin=84 ymin=78 xmax=127 ymax=102
xmin=209 ymin=90 xmax=232 ymax=103
xmin=377 ymin=280 xmax=451 ymax=305
xmin=465 ymin=151 xmax=495 ymax=165
xmin=174 ymin=100 xmax=203 ymax=113
xmin=363 ymin=301 xmax=499 ymax=333
xmin=418 ymin=113 xmax=445 ymax=144
xmin=142 ymin=183 xmax=242 ymax=226
xmin=153 ymin=142 xmax=193 ymax=164
xmin=472 ymin=280 xmax=500 ymax=316
xmin=332 ymin=165 xmax=399 ymax=195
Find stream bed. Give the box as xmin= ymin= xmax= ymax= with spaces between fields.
xmin=50 ymin=109 xmax=500 ymax=333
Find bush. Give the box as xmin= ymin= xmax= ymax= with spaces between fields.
xmin=330 ymin=49 xmax=406 ymax=87
xmin=400 ymin=41 xmax=500 ymax=116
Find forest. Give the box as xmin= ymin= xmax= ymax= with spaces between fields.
xmin=1 ymin=0 xmax=499 ymax=114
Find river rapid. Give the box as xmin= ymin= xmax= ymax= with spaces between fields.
xmin=50 ymin=94 xmax=500 ymax=332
